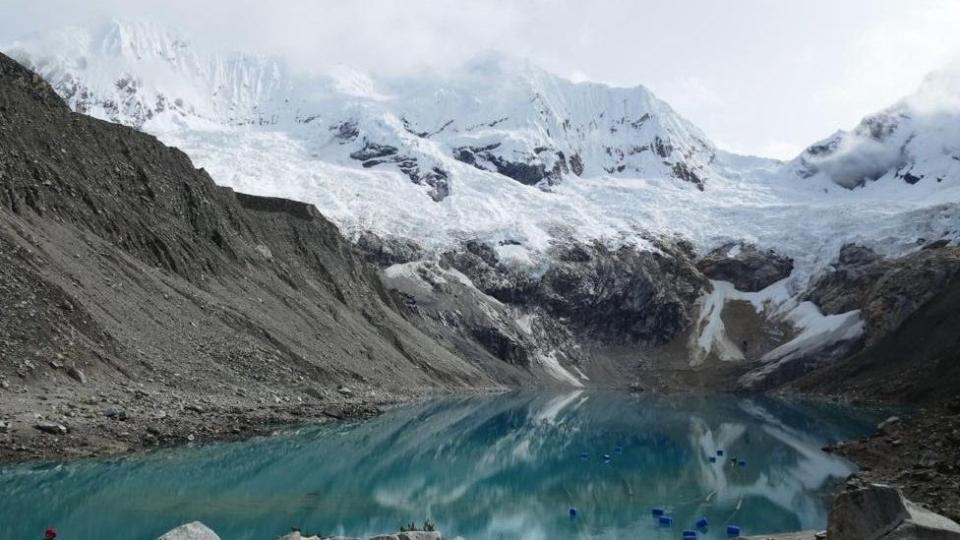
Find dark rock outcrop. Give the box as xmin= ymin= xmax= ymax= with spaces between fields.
xmin=452 ymin=143 xmax=564 ymax=187
xmin=806 ymin=243 xmax=960 ymax=344
xmin=350 ymin=141 xmax=450 ymax=201
xmin=354 ymin=232 xmax=425 ymax=267
xmin=539 ymin=240 xmax=707 ymax=343
xmin=442 ymin=238 xmax=708 ymax=345
xmin=788 ymin=269 xmax=960 ymax=404
xmin=697 ymin=242 xmax=794 ymax=291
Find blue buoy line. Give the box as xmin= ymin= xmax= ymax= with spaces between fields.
xmin=651 ymin=507 xmax=665 ymax=517
xmin=695 ymin=517 xmax=709 ymax=529
xmin=657 ymin=515 xmax=673 ymax=527
xmin=682 ymin=530 xmax=699 ymax=539
xmin=726 ymin=524 xmax=742 ymax=537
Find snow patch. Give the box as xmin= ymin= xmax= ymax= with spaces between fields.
xmin=692 ymin=279 xmax=794 ymax=365
xmin=537 ymin=352 xmax=584 ymax=388
xmin=515 ymin=314 xmax=534 ymax=335
xmin=760 ymin=302 xmax=863 ymax=363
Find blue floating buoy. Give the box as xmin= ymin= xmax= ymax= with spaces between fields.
xmin=738 ymin=459 xmax=747 ymax=467
xmin=579 ymin=452 xmax=589 ymax=461
xmin=569 ymin=507 xmax=577 ymax=520
xmin=614 ymin=445 xmax=623 ymax=454
xmin=716 ymin=450 xmax=724 ymax=456
xmin=708 ymin=456 xmax=717 ymax=463
xmin=695 ymin=517 xmax=709 ymax=529
xmin=651 ymin=507 xmax=665 ymax=517
xmin=682 ymin=530 xmax=698 ymax=539
xmin=658 ymin=515 xmax=673 ymax=527
xmin=726 ymin=524 xmax=742 ymax=537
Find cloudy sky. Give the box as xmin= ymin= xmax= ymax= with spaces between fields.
xmin=2 ymin=0 xmax=959 ymax=158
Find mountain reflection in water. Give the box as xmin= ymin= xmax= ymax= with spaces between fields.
xmin=0 ymin=392 xmax=882 ymax=540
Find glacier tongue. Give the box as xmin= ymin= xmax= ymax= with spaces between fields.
xmin=5 ymin=18 xmax=960 ymax=283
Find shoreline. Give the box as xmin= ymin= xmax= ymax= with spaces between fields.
xmin=0 ymin=385 xmax=509 ymax=466
xmin=0 ymin=398 xmax=384 ymax=466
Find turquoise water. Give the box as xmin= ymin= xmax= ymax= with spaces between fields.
xmin=0 ymin=392 xmax=881 ymax=540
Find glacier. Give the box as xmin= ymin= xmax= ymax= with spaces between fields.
xmin=5 ymin=19 xmax=959 ymax=286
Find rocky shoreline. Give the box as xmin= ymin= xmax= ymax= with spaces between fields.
xmin=828 ymin=403 xmax=960 ymax=524
xmin=0 ymin=381 xmax=385 ymax=464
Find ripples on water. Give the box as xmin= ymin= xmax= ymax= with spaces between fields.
xmin=0 ymin=392 xmax=882 ymax=540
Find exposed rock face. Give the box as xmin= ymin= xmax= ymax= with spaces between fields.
xmin=828 ymin=484 xmax=960 ymax=540
xmin=441 ymin=238 xmax=708 ymax=346
xmin=157 ymin=522 xmax=220 ymax=540
xmin=787 ymin=272 xmax=960 ymax=404
xmin=696 ymin=242 xmax=793 ymax=292
xmin=737 ymin=242 xmax=960 ymax=394
xmin=452 ymin=143 xmax=566 ymax=188
xmin=440 ymin=240 xmax=538 ymax=304
xmin=378 ymin=236 xmax=709 ymax=387
xmin=737 ymin=318 xmax=863 ymax=393
xmin=350 ymin=140 xmax=451 ymax=202
xmin=806 ymin=243 xmax=960 ymax=344
xmin=378 ymin=260 xmax=553 ymax=384
xmin=538 ymin=240 xmax=708 ymax=344
xmin=354 ymin=232 xmax=425 ymax=267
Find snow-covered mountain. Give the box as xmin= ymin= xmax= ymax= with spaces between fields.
xmin=6 ymin=20 xmax=736 ymax=199
xmin=5 ymin=19 xmax=958 ymax=279
xmin=4 ymin=18 xmax=960 ymax=392
xmin=791 ymin=61 xmax=960 ymax=192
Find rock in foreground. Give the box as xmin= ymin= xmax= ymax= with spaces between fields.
xmin=828 ymin=484 xmax=960 ymax=540
xmin=157 ymin=522 xmax=220 ymax=540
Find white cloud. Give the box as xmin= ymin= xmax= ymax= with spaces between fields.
xmin=0 ymin=0 xmax=958 ymax=160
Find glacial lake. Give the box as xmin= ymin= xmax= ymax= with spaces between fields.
xmin=0 ymin=392 xmax=882 ymax=540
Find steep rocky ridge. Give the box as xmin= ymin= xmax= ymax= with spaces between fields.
xmin=0 ymin=52 xmax=550 ymax=460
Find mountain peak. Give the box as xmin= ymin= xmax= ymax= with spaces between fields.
xmin=96 ymin=17 xmax=190 ymax=59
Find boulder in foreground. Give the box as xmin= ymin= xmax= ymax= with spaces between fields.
xmin=828 ymin=484 xmax=960 ymax=540
xmin=156 ymin=521 xmax=220 ymax=540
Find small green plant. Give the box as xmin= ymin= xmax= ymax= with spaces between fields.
xmin=399 ymin=520 xmax=435 ymax=532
